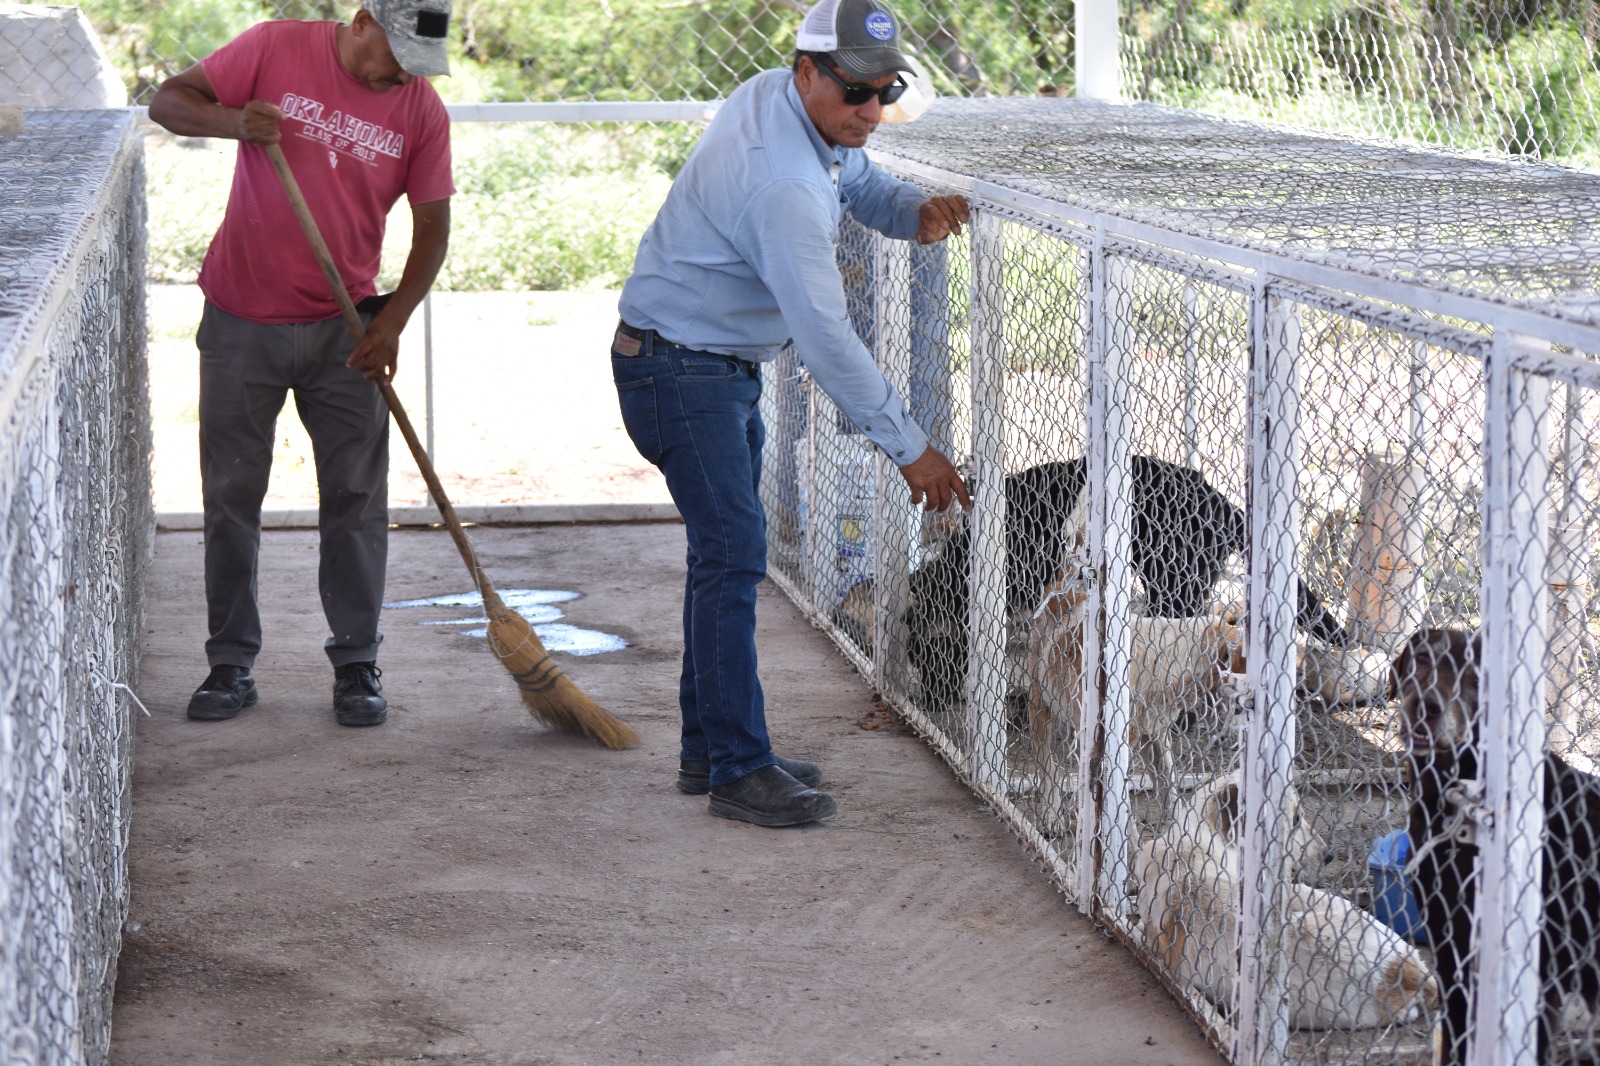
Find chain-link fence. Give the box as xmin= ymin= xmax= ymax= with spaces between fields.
xmin=5 ymin=2 xmax=1597 ymax=1063
xmin=759 ymin=97 xmax=1600 ymax=1065
xmin=58 ymin=1 xmax=1600 ymax=170
xmin=79 ymin=0 xmax=1073 ymax=107
xmin=0 ymin=109 xmax=153 ymax=1065
xmin=1121 ymin=0 xmax=1600 ymax=170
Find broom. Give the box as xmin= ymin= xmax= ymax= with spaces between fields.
xmin=265 ymin=142 xmax=638 ymax=750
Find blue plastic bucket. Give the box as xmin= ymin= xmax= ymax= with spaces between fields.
xmin=1368 ymin=828 xmax=1426 ymax=944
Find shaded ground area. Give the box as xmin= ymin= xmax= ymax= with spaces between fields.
xmin=112 ymin=523 xmax=1225 ymax=1066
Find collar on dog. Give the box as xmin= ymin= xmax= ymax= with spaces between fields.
xmin=1404 ymin=777 xmax=1492 ymax=876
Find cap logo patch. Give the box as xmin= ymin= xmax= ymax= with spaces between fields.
xmin=864 ymin=10 xmax=894 ymax=41
xmin=415 ymin=10 xmax=449 ymax=38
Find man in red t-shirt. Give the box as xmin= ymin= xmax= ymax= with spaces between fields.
xmin=148 ymin=1 xmax=455 ymax=728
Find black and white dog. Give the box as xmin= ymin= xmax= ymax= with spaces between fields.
xmin=906 ymin=456 xmax=1349 ymax=713
xmin=1391 ymin=628 xmax=1600 ymax=1065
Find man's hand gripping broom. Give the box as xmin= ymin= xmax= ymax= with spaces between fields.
xmin=265 ymin=143 xmax=638 ymax=749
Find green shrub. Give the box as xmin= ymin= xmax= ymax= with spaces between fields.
xmin=143 ymin=135 xmax=234 ymax=284
xmin=146 ymin=120 xmax=695 ymax=291
xmin=394 ymin=122 xmax=682 ymax=291
xmin=87 ymin=0 xmax=266 ymax=101
xmin=1478 ymin=22 xmax=1600 ymax=163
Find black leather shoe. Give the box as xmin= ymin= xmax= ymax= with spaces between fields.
xmin=186 ymin=664 xmax=258 ymax=721
xmin=708 ymin=764 xmax=837 ymax=827
xmin=333 ymin=662 xmax=387 ymax=727
xmin=678 ymin=754 xmax=822 ymax=795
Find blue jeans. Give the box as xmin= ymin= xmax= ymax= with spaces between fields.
xmin=612 ymin=337 xmax=776 ymax=786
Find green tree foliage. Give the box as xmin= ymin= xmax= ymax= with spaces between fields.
xmin=1125 ymin=0 xmax=1600 ymax=165
xmin=82 ymin=0 xmax=1600 ymax=293
xmin=85 ymin=0 xmax=267 ymax=99
xmin=422 ymin=123 xmax=685 ymax=289
xmin=452 ymin=0 xmax=791 ymax=101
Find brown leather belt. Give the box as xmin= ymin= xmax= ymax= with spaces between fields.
xmin=614 ymin=319 xmax=677 ymax=356
xmin=614 ymin=320 xmax=746 ymax=365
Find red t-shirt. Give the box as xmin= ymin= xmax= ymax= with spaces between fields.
xmin=198 ymin=20 xmax=455 ymax=324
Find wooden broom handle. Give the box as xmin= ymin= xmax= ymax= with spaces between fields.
xmin=264 ymin=143 xmax=494 ymax=600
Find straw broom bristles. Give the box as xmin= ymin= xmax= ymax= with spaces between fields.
xmin=265 ymin=143 xmax=637 ymax=749
xmin=483 ymin=588 xmax=640 ymax=749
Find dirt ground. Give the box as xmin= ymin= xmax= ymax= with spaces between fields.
xmin=112 ymin=520 xmax=1226 ymax=1066
xmin=122 ymin=286 xmax=1225 ymax=1063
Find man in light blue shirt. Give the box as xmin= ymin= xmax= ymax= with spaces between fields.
xmin=613 ymin=0 xmax=971 ymax=828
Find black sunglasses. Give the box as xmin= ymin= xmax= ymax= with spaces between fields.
xmin=813 ymin=60 xmax=907 ymax=107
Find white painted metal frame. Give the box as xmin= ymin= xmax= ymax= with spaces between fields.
xmin=812 ymin=146 xmax=1597 ymax=1065
xmin=1233 ymin=285 xmax=1302 ymax=1066
xmin=967 ymin=210 xmax=1009 ymax=794
xmin=867 ymin=154 xmax=1600 ymax=358
xmin=1075 ymin=0 xmax=1122 ymax=102
xmin=873 ymin=239 xmax=915 ymax=706
xmin=1472 ymin=331 xmax=1552 ymax=1066
xmin=1080 ymin=240 xmax=1137 ymax=916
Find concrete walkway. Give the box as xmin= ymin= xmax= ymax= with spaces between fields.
xmin=111 ymin=521 xmax=1226 ymax=1066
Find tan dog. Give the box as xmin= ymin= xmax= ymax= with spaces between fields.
xmin=1025 ymin=579 xmax=1242 ymax=825
xmin=1135 ymin=773 xmax=1439 ymax=1030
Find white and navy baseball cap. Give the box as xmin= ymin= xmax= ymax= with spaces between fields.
xmin=796 ymin=0 xmax=913 ymax=80
xmin=366 ymin=0 xmax=452 ymax=77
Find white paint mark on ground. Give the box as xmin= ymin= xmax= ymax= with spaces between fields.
xmin=386 ymin=589 xmax=578 ymax=611
xmin=384 ymin=588 xmax=626 ymax=656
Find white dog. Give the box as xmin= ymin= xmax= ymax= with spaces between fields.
xmin=1135 ymin=773 xmax=1439 ymax=1030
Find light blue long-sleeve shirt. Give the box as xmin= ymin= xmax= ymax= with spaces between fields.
xmin=618 ymin=68 xmax=931 ymax=465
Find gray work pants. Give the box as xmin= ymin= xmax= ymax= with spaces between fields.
xmin=197 ymin=301 xmax=389 ymax=669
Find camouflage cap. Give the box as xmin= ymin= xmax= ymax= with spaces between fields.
xmin=365 ymin=0 xmax=451 ymax=77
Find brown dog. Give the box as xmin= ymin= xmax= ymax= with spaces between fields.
xmin=1391 ymin=627 xmax=1600 ymax=1064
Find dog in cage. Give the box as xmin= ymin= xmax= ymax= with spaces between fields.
xmin=1023 ymin=577 xmax=1244 ymax=828
xmin=1391 ymin=627 xmax=1600 ymax=1065
xmin=904 ymin=456 xmax=1351 ymax=716
xmin=1134 ymin=772 xmax=1440 ymax=1030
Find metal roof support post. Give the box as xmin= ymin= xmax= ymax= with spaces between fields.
xmin=1075 ymin=0 xmax=1122 ymax=101
xmin=1182 ymin=280 xmax=1201 ymax=468
xmin=873 ymin=233 xmax=915 ymax=704
xmin=1409 ymin=338 xmax=1432 ymax=457
xmin=1234 ymin=282 xmax=1299 ymax=1066
xmin=1077 ymin=236 xmax=1135 ymax=917
xmin=1472 ymin=331 xmax=1549 ymax=1066
xmin=909 ymin=242 xmax=955 ymax=458
xmin=1558 ymin=375 xmax=1590 ymax=528
xmin=967 ymin=208 xmax=1009 ymax=795
xmin=423 ymin=293 xmax=435 ymax=507
xmin=1548 ymin=377 xmax=1594 ymax=751
xmin=801 ymin=375 xmax=829 ymax=614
